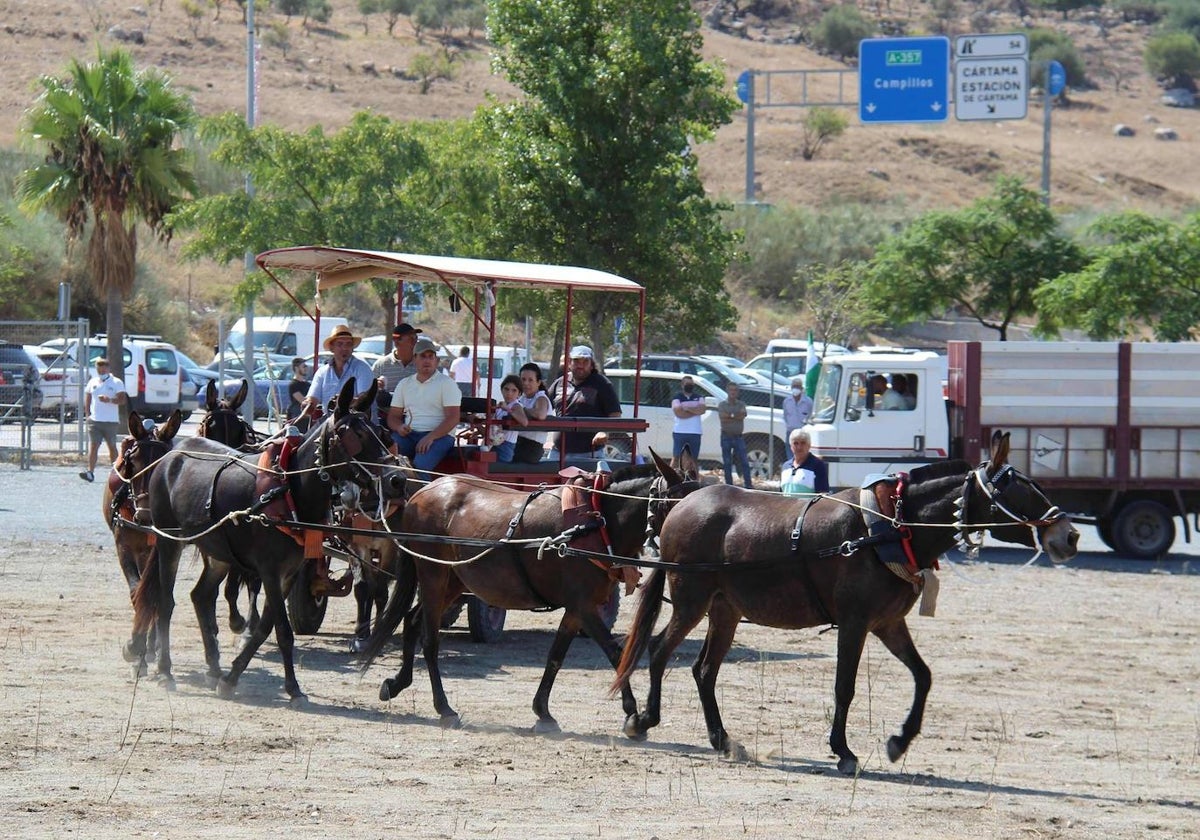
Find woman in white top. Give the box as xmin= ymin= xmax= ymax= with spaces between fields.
xmin=513 ymin=362 xmax=553 ymax=463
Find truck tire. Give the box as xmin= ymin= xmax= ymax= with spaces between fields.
xmin=287 ymin=562 xmax=329 ymax=635
xmin=1095 ymin=518 xmax=1118 ymax=551
xmin=466 ymin=596 xmax=506 ymax=643
xmin=744 ymin=434 xmax=785 ymax=482
xmin=1112 ymin=500 xmax=1175 ymax=559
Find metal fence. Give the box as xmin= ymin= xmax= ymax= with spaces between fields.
xmin=0 ymin=319 xmax=90 ymax=469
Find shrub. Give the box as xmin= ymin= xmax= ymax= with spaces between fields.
xmin=800 ymin=107 xmax=849 ymax=161
xmin=1028 ymin=29 xmax=1089 ymax=89
xmin=1145 ymin=30 xmax=1200 ymax=86
xmin=812 ymin=5 xmax=875 ymax=60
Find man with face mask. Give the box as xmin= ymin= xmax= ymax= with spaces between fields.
xmin=670 ymin=375 xmax=707 ymax=466
xmin=782 ymin=376 xmax=813 ymax=438
xmin=79 ymin=357 xmax=127 ymax=482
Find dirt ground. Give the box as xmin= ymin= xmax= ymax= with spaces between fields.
xmin=1 ymin=462 xmax=1198 ymax=839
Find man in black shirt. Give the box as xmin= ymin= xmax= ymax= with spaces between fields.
xmin=547 ymin=345 xmax=621 ymax=457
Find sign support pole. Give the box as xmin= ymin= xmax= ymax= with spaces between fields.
xmin=1041 ymin=61 xmax=1052 ymax=206
xmin=744 ymin=72 xmax=756 ymax=203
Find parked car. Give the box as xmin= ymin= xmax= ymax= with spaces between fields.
xmin=603 ymin=368 xmax=787 ymax=481
xmin=606 ymin=353 xmax=785 ymax=410
xmin=26 ymin=345 xmax=82 ymax=420
xmin=698 ymin=353 xmax=746 ymax=370
xmin=0 ymin=342 xmax=44 ymax=422
xmin=744 ymin=344 xmax=850 ymax=387
xmin=39 ymin=334 xmax=183 ymax=420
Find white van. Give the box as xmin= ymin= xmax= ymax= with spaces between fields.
xmin=40 ymin=334 xmax=183 ymax=420
xmin=442 ymin=344 xmax=532 ymax=401
xmin=220 ymin=315 xmax=349 ymax=361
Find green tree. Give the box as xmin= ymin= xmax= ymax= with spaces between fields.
xmin=795 ymin=260 xmax=882 ymax=352
xmin=173 ymin=111 xmax=494 ymax=332
xmin=1032 ymin=0 xmax=1101 ymax=19
xmin=1034 ymin=211 xmax=1200 ymax=341
xmin=1144 ymin=30 xmax=1200 ymax=87
xmin=17 ymin=47 xmax=198 ymax=384
xmin=485 ymin=0 xmax=739 ymax=351
xmin=863 ymin=177 xmax=1085 ymax=341
xmin=1029 ymin=29 xmax=1088 ymax=90
xmin=799 ymin=107 xmax=848 ymax=161
xmin=811 ymin=4 xmax=874 ymax=60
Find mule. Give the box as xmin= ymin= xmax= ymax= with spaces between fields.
xmin=140 ymin=378 xmax=407 ymax=700
xmin=361 ymin=451 xmax=699 ymax=732
xmin=104 ymin=409 xmax=183 ymax=677
xmin=612 ymin=431 xmax=1079 ymax=774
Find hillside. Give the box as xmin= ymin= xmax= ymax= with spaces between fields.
xmin=2 ymin=0 xmax=1198 ymax=352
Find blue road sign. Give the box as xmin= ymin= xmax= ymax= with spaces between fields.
xmin=736 ymin=69 xmax=752 ymax=104
xmin=859 ymin=37 xmax=950 ymax=124
xmin=1047 ymin=60 xmax=1066 ymax=96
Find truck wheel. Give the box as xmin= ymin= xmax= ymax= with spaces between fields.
xmin=467 ymin=596 xmax=506 ymax=643
xmin=286 ymin=562 xmax=329 ymax=635
xmin=744 ymin=434 xmax=784 ymax=482
xmin=1112 ymin=501 xmax=1175 ymax=559
xmin=1095 ymin=518 xmax=1118 ymax=551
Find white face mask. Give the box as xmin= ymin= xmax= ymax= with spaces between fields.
xmin=792 ymin=388 xmax=803 ymax=397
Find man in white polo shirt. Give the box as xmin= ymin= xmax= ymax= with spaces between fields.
xmin=387 ymin=337 xmax=462 ymax=480
xmin=80 ymin=357 xmax=127 ymax=482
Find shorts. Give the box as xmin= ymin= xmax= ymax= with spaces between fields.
xmin=88 ymin=419 xmax=121 ymax=449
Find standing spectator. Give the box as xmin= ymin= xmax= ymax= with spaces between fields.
xmin=780 ymin=428 xmax=830 ymax=497
xmin=513 ymin=362 xmax=553 ymax=463
xmin=449 ymin=345 xmax=474 ymax=398
xmin=782 ymin=376 xmax=814 ymax=437
xmin=301 ymin=324 xmax=375 ymax=417
xmin=717 ymin=381 xmax=753 ymax=489
xmin=387 ymin=337 xmax=462 ymax=480
xmin=286 ymin=357 xmax=309 ymax=422
xmin=79 ymin=357 xmax=127 ymax=482
xmin=547 ymin=345 xmax=621 ymax=459
xmin=670 ymin=375 xmax=706 ymax=466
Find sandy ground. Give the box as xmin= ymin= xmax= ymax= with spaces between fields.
xmin=1 ymin=462 xmax=1198 ymax=839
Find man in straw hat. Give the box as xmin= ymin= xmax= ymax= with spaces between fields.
xmin=301 ymin=323 xmax=376 ymax=417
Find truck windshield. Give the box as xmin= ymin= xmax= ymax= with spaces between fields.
xmin=812 ymin=363 xmax=842 ymax=423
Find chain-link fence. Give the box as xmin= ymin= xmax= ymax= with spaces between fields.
xmin=0 ymin=319 xmax=90 ymax=469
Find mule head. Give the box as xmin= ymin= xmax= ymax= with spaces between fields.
xmin=645 ymin=446 xmax=703 ymax=542
xmin=322 ymin=377 xmax=406 ymax=511
xmin=199 ymin=381 xmax=252 ymax=448
xmin=967 ymin=430 xmax=1079 ymax=564
xmin=117 ymin=412 xmax=177 ymax=526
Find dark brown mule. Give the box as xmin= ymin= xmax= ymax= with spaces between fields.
xmin=360 ymin=451 xmax=699 ymax=732
xmin=613 ymin=431 xmax=1079 ymax=774
xmin=140 ymin=379 xmax=407 ymax=699
xmin=195 ymin=379 xmax=263 ymax=635
xmin=103 ymin=409 xmax=183 ymax=677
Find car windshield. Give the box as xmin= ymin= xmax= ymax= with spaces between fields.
xmin=812 ymin=363 xmax=842 ymax=424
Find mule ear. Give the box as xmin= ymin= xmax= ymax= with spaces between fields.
xmin=159 ymin=409 xmax=183 ymax=442
xmin=350 ymin=378 xmax=378 ymax=414
xmin=228 ymin=379 xmax=249 ymax=411
xmin=678 ymin=444 xmax=700 ymax=482
xmin=334 ymin=377 xmax=356 ymax=418
xmin=205 ymin=380 xmax=219 ymax=411
xmin=648 ymin=447 xmax=683 ymax=487
xmin=128 ymin=411 xmax=146 ymax=439
xmin=990 ymin=429 xmax=1011 ymax=468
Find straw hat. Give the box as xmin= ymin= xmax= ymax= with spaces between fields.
xmin=322 ymin=324 xmax=362 ymax=351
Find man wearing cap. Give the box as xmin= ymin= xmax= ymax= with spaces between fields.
xmin=547 ymin=345 xmax=621 ymax=458
xmin=301 ymin=324 xmax=376 ymax=417
xmin=79 ymin=357 xmax=127 ymax=482
xmin=372 ymin=323 xmax=421 ymax=422
xmin=388 ymin=336 xmax=462 ymax=479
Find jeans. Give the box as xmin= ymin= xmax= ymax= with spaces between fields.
xmin=721 ymin=433 xmax=752 ymax=489
xmin=672 ymin=432 xmax=702 ymax=460
xmin=393 ymin=430 xmax=455 ymax=481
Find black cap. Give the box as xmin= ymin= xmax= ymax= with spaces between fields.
xmin=392 ymin=323 xmax=423 ymax=337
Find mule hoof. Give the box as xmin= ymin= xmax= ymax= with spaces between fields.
xmin=288 ymin=692 xmax=309 ymax=709
xmin=379 ymin=679 xmax=398 ymax=702
xmin=348 ymin=636 xmax=368 ymax=654
xmin=439 ymin=713 xmax=462 ymax=730
xmin=157 ymin=674 xmax=176 ymax=692
xmin=216 ymin=678 xmax=236 ymax=700
xmin=886 ymin=735 xmax=906 ymax=763
xmin=837 ymin=755 xmax=859 ymax=776
xmin=130 ymin=661 xmax=147 ymax=680
xmin=532 ymin=718 xmax=561 ymax=735
xmin=205 ymin=672 xmax=220 ymax=690
xmin=724 ymin=741 xmax=752 ymax=763
xmin=623 ymin=716 xmax=648 ymax=741
xmin=121 ymin=642 xmax=141 ymax=663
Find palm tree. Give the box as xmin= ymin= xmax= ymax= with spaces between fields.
xmin=16 ymin=47 xmax=198 ymax=392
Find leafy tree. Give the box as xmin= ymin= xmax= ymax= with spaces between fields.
xmin=410 ymin=50 xmax=456 ymax=93
xmin=173 ymin=112 xmax=494 ymax=331
xmin=1163 ymin=0 xmax=1200 ymax=39
xmin=485 ymin=0 xmax=739 ymax=351
xmin=1028 ymin=29 xmax=1088 ymax=90
xmin=1034 ymin=211 xmax=1200 ymax=341
xmin=261 ymin=20 xmax=293 ymax=58
xmin=811 ymin=4 xmax=875 ymax=60
xmin=862 ymin=177 xmax=1085 ymax=341
xmin=1031 ymin=0 xmax=1101 ymax=19
xmin=382 ymin=0 xmax=416 ymax=35
xmin=799 ymin=107 xmax=848 ymax=161
xmin=1144 ymin=30 xmax=1200 ymax=87
xmin=1110 ymin=0 xmax=1167 ymax=24
xmin=358 ymin=0 xmax=382 ymax=33
xmin=795 ymin=260 xmax=883 ymax=352
xmin=17 ymin=47 xmax=198 ymax=386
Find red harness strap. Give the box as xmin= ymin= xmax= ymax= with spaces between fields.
xmin=890 ymin=473 xmax=938 ymax=575
xmin=255 ymin=440 xmax=321 ymax=554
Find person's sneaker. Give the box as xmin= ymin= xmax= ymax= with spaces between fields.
xmin=79 ymin=470 xmax=94 ymax=483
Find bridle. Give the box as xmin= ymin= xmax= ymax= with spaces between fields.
xmin=315 ymin=409 xmax=404 ymax=519
xmin=198 ymin=403 xmax=259 ymax=450
xmin=957 ymin=461 xmax=1066 ymax=555
xmin=644 ymin=473 xmax=703 ymax=551
xmin=114 ymin=433 xmax=173 ymax=526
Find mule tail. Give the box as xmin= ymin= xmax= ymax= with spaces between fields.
xmin=610 ymin=568 xmax=665 ymax=696
xmin=131 ymin=548 xmax=161 ymax=635
xmin=356 ymin=552 xmax=416 ymax=670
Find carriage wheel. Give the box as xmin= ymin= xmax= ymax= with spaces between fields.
xmin=466 ymin=596 xmax=506 ymax=643
xmin=1112 ymin=500 xmax=1175 ymax=559
xmin=287 ymin=561 xmax=329 ymax=635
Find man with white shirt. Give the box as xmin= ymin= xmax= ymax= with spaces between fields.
xmin=79 ymin=357 xmax=127 ymax=482
xmin=387 ymin=337 xmax=462 ymax=480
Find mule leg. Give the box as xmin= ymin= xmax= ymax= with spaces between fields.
xmin=691 ymin=596 xmax=742 ymax=755
xmin=349 ymin=576 xmax=373 ymax=654
xmin=152 ymin=543 xmax=181 ymax=688
xmin=191 ymin=556 xmax=229 ymax=685
xmin=380 ymin=602 xmax=422 ymax=701
xmin=220 ymin=569 xmax=305 ymax=702
xmin=419 ymin=593 xmax=459 ymax=726
xmin=829 ymin=619 xmax=869 ymax=776
xmin=224 ymin=568 xmax=246 ymax=634
xmin=530 ymin=611 xmax=584 ymax=733
xmin=625 ymin=584 xmax=712 ymax=741
xmin=577 ymin=609 xmax=640 ymax=724
xmin=117 ymin=535 xmax=149 ymax=675
xmin=873 ymin=619 xmax=931 ymax=765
